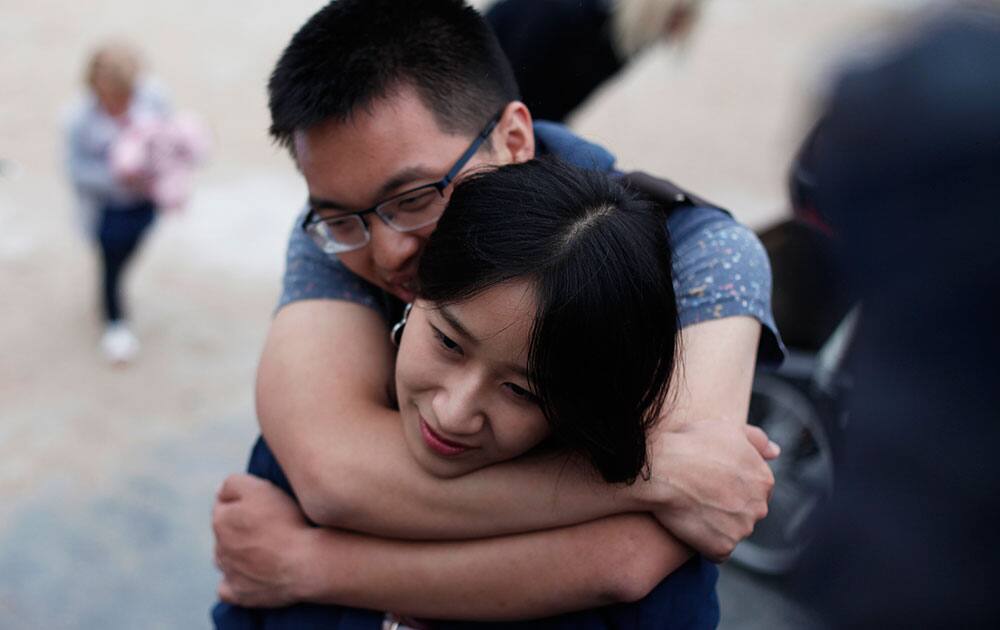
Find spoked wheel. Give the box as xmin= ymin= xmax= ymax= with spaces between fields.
xmin=731 ymin=372 xmax=836 ymax=575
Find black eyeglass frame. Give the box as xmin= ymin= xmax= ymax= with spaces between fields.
xmin=301 ymin=110 xmax=503 ymax=253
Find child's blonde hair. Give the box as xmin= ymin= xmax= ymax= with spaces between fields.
xmin=85 ymin=40 xmax=143 ymax=95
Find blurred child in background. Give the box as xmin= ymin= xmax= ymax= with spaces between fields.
xmin=65 ymin=41 xmax=207 ymax=364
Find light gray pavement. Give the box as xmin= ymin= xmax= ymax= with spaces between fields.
xmin=1 ymin=1 xmax=926 ymax=627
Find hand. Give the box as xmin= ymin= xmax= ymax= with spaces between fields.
xmin=119 ymin=170 xmax=154 ymax=196
xmin=212 ymin=474 xmax=315 ymax=607
xmin=644 ymin=421 xmax=778 ymax=562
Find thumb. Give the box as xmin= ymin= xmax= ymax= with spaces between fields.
xmin=745 ymin=424 xmax=781 ymax=460
xmin=216 ymin=474 xmax=253 ymax=503
xmin=217 ymin=579 xmax=237 ymax=604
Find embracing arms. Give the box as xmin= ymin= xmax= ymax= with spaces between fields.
xmin=257 ymin=299 xmax=772 ymax=546
xmin=214 ymin=299 xmax=772 ymax=616
xmin=259 ymin=299 xmax=648 ymax=539
xmin=214 ymin=473 xmax=688 ymax=619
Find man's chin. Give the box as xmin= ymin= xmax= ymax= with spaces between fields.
xmin=392 ymin=285 xmax=416 ymax=303
xmin=380 ymin=280 xmax=416 ymax=303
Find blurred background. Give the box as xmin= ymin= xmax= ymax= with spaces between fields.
xmin=0 ymin=0 xmax=936 ymax=627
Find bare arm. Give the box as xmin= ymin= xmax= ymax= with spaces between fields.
xmin=259 ymin=300 xmax=774 ymax=556
xmin=648 ymin=316 xmax=776 ymax=559
xmin=234 ymin=300 xmax=769 ymax=616
xmin=258 ymin=299 xmax=648 ymax=539
xmin=214 ymin=474 xmax=689 ymax=619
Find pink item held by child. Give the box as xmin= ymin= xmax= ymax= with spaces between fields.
xmin=110 ymin=111 xmax=211 ymax=210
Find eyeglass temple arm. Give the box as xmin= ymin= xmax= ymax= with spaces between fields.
xmin=439 ymin=115 xmax=502 ymax=189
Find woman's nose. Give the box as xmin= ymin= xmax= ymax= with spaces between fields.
xmin=432 ymin=374 xmax=486 ymax=437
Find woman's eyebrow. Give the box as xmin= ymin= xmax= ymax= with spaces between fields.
xmin=502 ymin=361 xmax=529 ymax=379
xmin=437 ymin=305 xmax=476 ymax=342
xmin=438 ymin=306 xmax=529 ymax=378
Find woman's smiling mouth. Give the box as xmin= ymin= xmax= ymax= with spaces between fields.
xmin=419 ymin=416 xmax=474 ymax=457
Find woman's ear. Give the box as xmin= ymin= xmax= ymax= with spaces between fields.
xmin=492 ymin=101 xmax=535 ymax=165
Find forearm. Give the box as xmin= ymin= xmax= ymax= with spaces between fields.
xmin=260 ymin=395 xmax=639 ymax=539
xmin=67 ymin=128 xmax=118 ymax=198
xmin=69 ymin=157 xmax=118 ymax=199
xmin=298 ymin=514 xmax=690 ymax=620
xmin=665 ymin=317 xmax=761 ymax=429
xmin=643 ymin=316 xmax=775 ymax=560
xmin=258 ymin=302 xmax=644 ymax=539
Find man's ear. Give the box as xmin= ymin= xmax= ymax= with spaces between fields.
xmin=492 ymin=101 xmax=535 ymax=164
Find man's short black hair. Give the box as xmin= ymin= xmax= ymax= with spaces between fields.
xmin=268 ymin=0 xmax=520 ymax=151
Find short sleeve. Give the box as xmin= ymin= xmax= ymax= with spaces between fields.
xmin=276 ymin=208 xmax=388 ymax=318
xmin=669 ymin=207 xmax=786 ymax=365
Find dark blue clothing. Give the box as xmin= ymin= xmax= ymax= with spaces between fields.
xmin=213 ymin=438 xmax=720 ymax=630
xmin=97 ymin=200 xmax=156 ymax=322
xmin=487 ymin=0 xmax=622 ymax=122
xmin=276 ymin=123 xmax=784 ymax=362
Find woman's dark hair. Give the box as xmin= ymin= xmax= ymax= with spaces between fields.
xmin=268 ymin=0 xmax=518 ymax=152
xmin=417 ymin=159 xmax=678 ymax=484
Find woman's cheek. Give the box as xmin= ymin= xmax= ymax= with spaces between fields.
xmin=396 ymin=326 xmax=440 ymax=397
xmin=496 ymin=409 xmax=551 ymax=460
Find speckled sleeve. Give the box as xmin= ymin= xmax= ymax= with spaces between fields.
xmin=275 ymin=209 xmax=385 ymax=315
xmin=670 ymin=207 xmax=785 ymax=364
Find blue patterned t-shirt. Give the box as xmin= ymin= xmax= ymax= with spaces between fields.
xmin=277 ymin=122 xmax=784 ymax=364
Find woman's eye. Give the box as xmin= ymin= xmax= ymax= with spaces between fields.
xmin=505 ymin=382 xmax=538 ymax=403
xmin=431 ymin=326 xmax=462 ymax=355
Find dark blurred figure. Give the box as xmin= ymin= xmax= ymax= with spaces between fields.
xmin=486 ymin=0 xmax=701 ymax=121
xmin=758 ymin=117 xmax=855 ymax=352
xmin=794 ymin=4 xmax=1000 ymax=628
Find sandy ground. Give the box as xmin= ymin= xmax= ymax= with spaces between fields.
xmin=1 ymin=1 xmax=926 ymax=627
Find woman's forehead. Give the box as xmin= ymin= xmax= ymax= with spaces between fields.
xmin=426 ymin=279 xmax=536 ymax=365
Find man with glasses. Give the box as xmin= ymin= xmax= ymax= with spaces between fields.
xmin=302 ymin=113 xmax=500 ymax=258
xmin=213 ymin=0 xmax=783 ymax=622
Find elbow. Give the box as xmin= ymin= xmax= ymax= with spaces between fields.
xmin=603 ymin=520 xmax=677 ymax=603
xmin=296 ymin=483 xmax=345 ymax=527
xmin=292 ymin=461 xmax=360 ymax=527
xmin=610 ymin=554 xmax=667 ymax=604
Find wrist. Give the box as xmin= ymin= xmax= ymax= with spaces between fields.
xmin=292 ymin=528 xmax=340 ymax=603
xmin=632 ymin=459 xmax=679 ymax=512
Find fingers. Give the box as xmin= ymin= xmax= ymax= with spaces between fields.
xmin=744 ymin=425 xmax=781 ymax=459
xmin=211 ymin=496 xmax=230 ymax=541
xmin=217 ymin=579 xmax=236 ymax=604
xmin=216 ymin=473 xmax=254 ymax=503
xmin=216 ymin=473 xmax=276 ymax=508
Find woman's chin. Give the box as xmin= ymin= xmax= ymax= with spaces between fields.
xmin=411 ymin=447 xmax=480 ymax=479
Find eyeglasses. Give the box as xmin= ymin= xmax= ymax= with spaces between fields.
xmin=302 ymin=111 xmax=502 ymax=255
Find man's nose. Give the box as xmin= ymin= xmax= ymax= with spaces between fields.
xmin=433 ymin=374 xmax=486 ymax=437
xmin=369 ymin=219 xmax=421 ymax=273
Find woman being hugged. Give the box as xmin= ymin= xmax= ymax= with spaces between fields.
xmin=215 ymin=158 xmax=718 ymax=628
xmin=402 ymin=157 xmax=678 ymax=488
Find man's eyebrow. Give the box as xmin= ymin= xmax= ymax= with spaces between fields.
xmin=308 ymin=165 xmax=437 ymax=213
xmin=307 ymin=195 xmax=348 ymax=212
xmin=377 ymin=166 xmax=437 ymax=198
